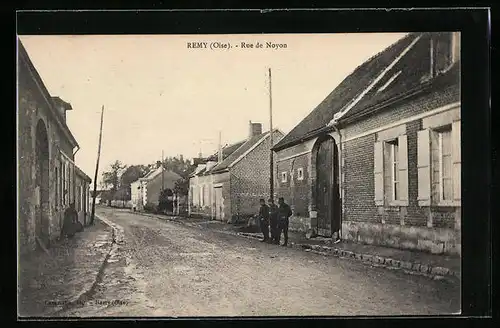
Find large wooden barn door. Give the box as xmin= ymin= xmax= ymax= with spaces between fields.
xmin=315 ymin=136 xmax=339 ymax=237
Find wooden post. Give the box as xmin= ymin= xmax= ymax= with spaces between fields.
xmin=90 ymin=105 xmax=104 ymax=225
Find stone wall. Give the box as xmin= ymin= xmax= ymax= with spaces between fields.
xmin=18 ymin=56 xmax=77 ymax=255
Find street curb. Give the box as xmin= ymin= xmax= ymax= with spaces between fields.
xmin=48 ymin=216 xmax=117 ymax=316
xmin=127 ymin=210 xmax=460 ymax=283
xmin=236 ymin=232 xmax=460 ymax=282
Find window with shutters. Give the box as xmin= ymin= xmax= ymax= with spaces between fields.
xmin=388 ymin=140 xmax=400 ymax=201
xmin=417 ymin=119 xmax=460 ymax=207
xmin=431 ymin=126 xmax=453 ymax=203
xmin=55 ymin=167 xmax=59 ymax=207
xmin=374 ymin=132 xmax=409 ymax=207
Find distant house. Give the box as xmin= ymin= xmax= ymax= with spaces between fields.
xmin=272 ymin=32 xmax=461 ymax=255
xmin=131 ymin=165 xmax=182 ymax=211
xmin=89 ymin=190 xmax=104 ymax=205
xmin=189 ymin=121 xmax=284 ymax=223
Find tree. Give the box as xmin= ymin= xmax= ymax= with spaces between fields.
xmin=101 ymin=160 xmax=127 ymax=193
xmin=161 ymin=156 xmax=196 ymax=179
xmin=121 ymin=165 xmax=149 ymax=187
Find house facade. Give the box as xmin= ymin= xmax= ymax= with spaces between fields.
xmin=18 ymin=38 xmax=91 ymax=255
xmin=273 ymin=32 xmax=461 ymax=255
xmin=131 ymin=166 xmax=182 ymax=211
xmin=74 ymin=166 xmax=92 ymax=225
xmin=189 ymin=122 xmax=284 ymax=223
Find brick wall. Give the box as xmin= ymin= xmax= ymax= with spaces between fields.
xmin=276 ymin=153 xmax=310 ymax=217
xmin=230 ymin=131 xmax=283 ymax=220
xmin=343 ymin=133 xmax=378 ymax=224
xmin=340 ymin=84 xmax=461 ymax=255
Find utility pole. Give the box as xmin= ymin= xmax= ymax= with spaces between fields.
xmin=268 ymin=68 xmax=274 ymax=201
xmin=218 ymin=131 xmax=223 ymax=163
xmin=161 ymin=149 xmax=165 ymax=191
xmin=90 ymin=105 xmax=104 ymax=225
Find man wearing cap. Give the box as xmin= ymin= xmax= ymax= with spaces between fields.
xmin=258 ymin=198 xmax=270 ymax=242
xmin=268 ymin=198 xmax=279 ymax=244
xmin=277 ymin=197 xmax=292 ymax=246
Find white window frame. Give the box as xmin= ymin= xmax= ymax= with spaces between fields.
xmin=437 ymin=128 xmax=453 ymax=203
xmin=297 ymin=168 xmax=304 ymax=181
xmin=389 ymin=140 xmax=399 ymax=201
xmin=281 ymin=172 xmax=287 ymax=183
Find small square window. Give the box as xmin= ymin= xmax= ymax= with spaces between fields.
xmin=281 ymin=172 xmax=287 ymax=183
xmin=297 ymin=168 xmax=304 ymax=181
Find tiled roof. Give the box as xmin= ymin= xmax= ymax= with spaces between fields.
xmin=142 ymin=167 xmax=181 ymax=181
xmin=206 ymin=141 xmax=245 ymax=162
xmin=74 ymin=165 xmax=91 ymax=182
xmin=18 ymin=38 xmax=79 ymax=148
xmin=209 ymin=132 xmax=269 ymax=173
xmin=273 ymin=33 xmax=418 ymax=150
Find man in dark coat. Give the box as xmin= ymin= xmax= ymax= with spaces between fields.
xmin=277 ymin=197 xmax=293 ymax=246
xmin=268 ymin=198 xmax=279 ymax=244
xmin=258 ymin=198 xmax=270 ymax=242
xmin=61 ymin=202 xmax=78 ymax=239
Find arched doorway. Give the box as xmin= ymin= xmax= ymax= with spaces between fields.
xmin=313 ymin=135 xmax=340 ymax=237
xmin=35 ymin=120 xmax=50 ymax=248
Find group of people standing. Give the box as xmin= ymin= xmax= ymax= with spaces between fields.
xmin=258 ymin=197 xmax=293 ymax=246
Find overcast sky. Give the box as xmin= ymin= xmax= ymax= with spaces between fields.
xmin=19 ymin=33 xmax=407 ymax=187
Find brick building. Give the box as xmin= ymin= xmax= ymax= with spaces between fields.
xmin=272 ymin=32 xmax=461 ymax=255
xmin=189 ymin=122 xmax=284 ymax=223
xmin=18 ymin=38 xmax=91 ymax=255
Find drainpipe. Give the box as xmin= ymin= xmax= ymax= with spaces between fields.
xmin=73 ymin=145 xmax=80 ymax=157
xmin=329 ymin=120 xmax=343 ymax=241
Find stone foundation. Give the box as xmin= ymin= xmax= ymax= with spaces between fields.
xmin=341 ymin=221 xmax=461 ymax=256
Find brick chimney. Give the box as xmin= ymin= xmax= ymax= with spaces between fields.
xmin=248 ymin=121 xmax=262 ymax=140
xmin=51 ymin=96 xmax=73 ymax=122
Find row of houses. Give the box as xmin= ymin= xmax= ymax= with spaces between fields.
xmin=188 ymin=122 xmax=284 ymax=223
xmin=18 ymin=39 xmax=92 ymax=256
xmin=189 ymin=32 xmax=461 ymax=255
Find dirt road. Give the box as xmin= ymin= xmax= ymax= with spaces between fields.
xmin=61 ymin=208 xmax=460 ymax=317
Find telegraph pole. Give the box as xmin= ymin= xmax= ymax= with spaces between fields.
xmin=90 ymin=105 xmax=104 ymax=225
xmin=268 ymin=68 xmax=274 ymax=201
xmin=161 ymin=149 xmax=165 ymax=191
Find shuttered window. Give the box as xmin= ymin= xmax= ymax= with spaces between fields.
xmin=374 ymin=134 xmax=408 ymax=206
xmin=417 ymin=121 xmax=460 ymax=207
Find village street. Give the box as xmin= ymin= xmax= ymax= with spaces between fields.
xmin=59 ymin=207 xmax=460 ymax=317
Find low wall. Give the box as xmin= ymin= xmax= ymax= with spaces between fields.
xmin=341 ymin=221 xmax=461 ymax=255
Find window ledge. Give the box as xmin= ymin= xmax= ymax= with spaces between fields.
xmin=388 ymin=200 xmax=409 ymax=207
xmin=435 ymin=201 xmax=461 ymax=207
